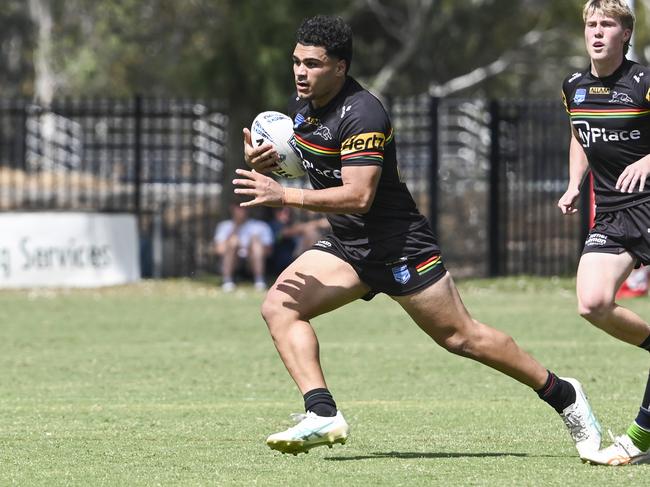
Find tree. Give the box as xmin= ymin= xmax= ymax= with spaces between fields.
xmin=355 ymin=0 xmax=592 ymax=99
xmin=16 ymin=0 xmax=649 ymax=102
xmin=0 ymin=1 xmax=34 ymax=97
xmin=28 ymin=0 xmax=57 ymax=105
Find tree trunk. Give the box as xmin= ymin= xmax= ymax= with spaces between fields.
xmin=28 ymin=0 xmax=56 ymax=106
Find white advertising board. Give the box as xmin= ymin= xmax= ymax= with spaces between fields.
xmin=0 ymin=212 xmax=140 ymax=288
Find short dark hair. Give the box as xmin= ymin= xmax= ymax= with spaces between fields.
xmin=296 ymin=15 xmax=353 ymax=74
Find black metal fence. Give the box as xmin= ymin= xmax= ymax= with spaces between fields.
xmin=0 ymin=95 xmax=587 ymax=278
xmin=390 ymin=96 xmax=588 ymax=277
xmin=488 ymin=100 xmax=590 ymax=277
xmin=0 ymin=97 xmax=227 ymax=277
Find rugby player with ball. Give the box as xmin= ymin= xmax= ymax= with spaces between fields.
xmin=235 ymin=15 xmax=601 ymax=459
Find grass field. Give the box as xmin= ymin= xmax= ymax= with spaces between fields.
xmin=0 ymin=277 xmax=648 ymax=486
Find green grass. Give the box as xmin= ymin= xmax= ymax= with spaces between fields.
xmin=0 ymin=277 xmax=648 ymax=486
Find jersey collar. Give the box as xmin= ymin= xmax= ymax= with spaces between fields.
xmin=587 ymin=58 xmax=630 ymax=83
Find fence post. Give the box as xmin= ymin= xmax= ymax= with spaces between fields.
xmin=152 ymin=210 xmax=163 ymax=279
xmin=428 ymin=96 xmax=439 ymax=237
xmin=134 ymin=94 xmax=143 ymax=219
xmin=19 ymin=99 xmax=28 ymax=172
xmin=488 ymin=100 xmax=502 ymax=277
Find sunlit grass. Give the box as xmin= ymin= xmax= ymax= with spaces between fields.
xmin=0 ymin=278 xmax=647 ymax=486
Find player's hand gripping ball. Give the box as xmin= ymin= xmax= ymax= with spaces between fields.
xmin=250 ymin=111 xmax=305 ymax=178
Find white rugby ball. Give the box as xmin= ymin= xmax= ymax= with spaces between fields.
xmin=250 ymin=111 xmax=305 ymax=178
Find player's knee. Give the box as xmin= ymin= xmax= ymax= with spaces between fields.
xmin=440 ymin=331 xmax=474 ymax=358
xmin=577 ymin=295 xmax=613 ymax=321
xmin=261 ymin=291 xmax=281 ymax=326
xmin=440 ymin=322 xmax=512 ymax=359
xmin=260 ymin=289 xmax=293 ymax=335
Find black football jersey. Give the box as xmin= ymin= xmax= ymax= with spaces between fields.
xmin=288 ymin=77 xmax=428 ymax=245
xmin=562 ymin=59 xmax=650 ymax=211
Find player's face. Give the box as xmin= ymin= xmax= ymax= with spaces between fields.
xmin=584 ymin=11 xmax=631 ymax=63
xmin=292 ymin=43 xmax=346 ymax=108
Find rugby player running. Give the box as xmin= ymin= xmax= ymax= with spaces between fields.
xmin=234 ymin=15 xmax=601 ymax=459
xmin=558 ymin=0 xmax=650 ymax=466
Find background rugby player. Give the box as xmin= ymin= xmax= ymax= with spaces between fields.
xmin=235 ymin=14 xmax=601 ymax=459
xmin=558 ymin=0 xmax=650 ymax=466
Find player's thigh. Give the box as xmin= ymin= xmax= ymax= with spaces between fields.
xmin=391 ymin=271 xmax=474 ymax=342
xmin=577 ymin=251 xmax=635 ymax=305
xmin=263 ymin=249 xmax=370 ymax=322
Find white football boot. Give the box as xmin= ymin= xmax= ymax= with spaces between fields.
xmin=266 ymin=410 xmax=349 ymax=455
xmin=582 ymin=432 xmax=650 ymax=465
xmin=559 ymin=377 xmax=602 ymax=458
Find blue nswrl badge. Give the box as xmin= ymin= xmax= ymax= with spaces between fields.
xmin=391 ymin=264 xmax=411 ymax=284
xmin=574 ymin=88 xmax=587 ymax=105
xmin=293 ymin=113 xmax=306 ymax=128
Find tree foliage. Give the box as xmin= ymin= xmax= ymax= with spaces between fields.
xmin=8 ymin=0 xmax=648 ymax=103
xmin=3 ymin=0 xmax=648 ymax=183
xmin=0 ymin=2 xmax=34 ymax=96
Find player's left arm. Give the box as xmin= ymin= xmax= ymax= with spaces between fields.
xmin=232 ymin=165 xmax=381 ymax=213
xmin=616 ymin=75 xmax=650 ymax=193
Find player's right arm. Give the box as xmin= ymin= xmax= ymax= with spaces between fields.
xmin=558 ymin=127 xmax=589 ymax=215
xmin=242 ymin=127 xmax=280 ymax=174
xmin=233 ymin=164 xmax=381 ymax=213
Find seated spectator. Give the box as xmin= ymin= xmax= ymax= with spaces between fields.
xmin=214 ymin=204 xmax=273 ymax=291
xmin=267 ymin=207 xmax=330 ymax=276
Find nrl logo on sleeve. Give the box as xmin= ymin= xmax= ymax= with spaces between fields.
xmin=341 ymin=132 xmax=386 ymax=154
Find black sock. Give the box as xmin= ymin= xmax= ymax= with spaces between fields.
xmin=639 ymin=334 xmax=650 ymax=353
xmin=304 ymin=388 xmax=337 ymax=417
xmin=535 ymin=371 xmax=576 ymax=414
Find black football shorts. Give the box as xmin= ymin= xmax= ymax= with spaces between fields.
xmin=583 ymin=203 xmax=650 ymax=267
xmin=311 ymin=225 xmax=447 ymax=300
